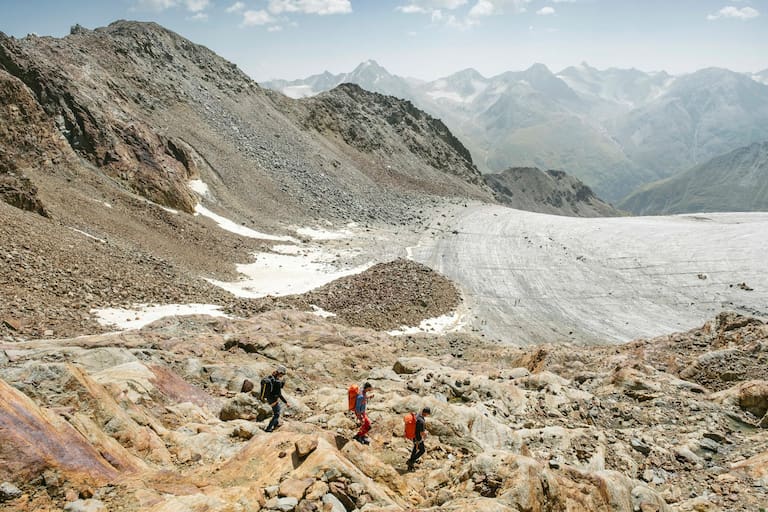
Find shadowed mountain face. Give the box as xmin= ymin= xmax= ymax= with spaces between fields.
xmin=620 ymin=141 xmax=768 ymax=215
xmin=267 ymin=62 xmax=768 ymax=205
xmin=483 ymin=167 xmax=623 ymax=217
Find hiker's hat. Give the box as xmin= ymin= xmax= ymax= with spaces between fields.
xmin=276 ymin=364 xmax=287 ymax=375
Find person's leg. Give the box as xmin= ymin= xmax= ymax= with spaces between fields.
xmin=407 ymin=441 xmax=419 ymax=468
xmin=266 ymin=402 xmax=281 ymax=431
xmin=356 ymin=413 xmax=371 ymax=438
xmin=416 ymin=441 xmax=426 ymax=461
xmin=410 ymin=441 xmax=425 ymax=464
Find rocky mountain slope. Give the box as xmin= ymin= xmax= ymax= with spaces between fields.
xmin=0 ymin=21 xmax=493 ymax=226
xmin=483 ymin=167 xmax=624 ymax=217
xmin=0 ymin=311 xmax=766 ymax=511
xmin=267 ymin=62 xmax=768 ymax=204
xmin=0 ymin=21 xmax=496 ymax=338
xmin=620 ymin=141 xmax=768 ymax=215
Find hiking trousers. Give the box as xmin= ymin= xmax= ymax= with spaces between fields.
xmin=266 ymin=402 xmax=281 ymax=431
xmin=408 ymin=439 xmax=425 ymax=464
xmin=356 ymin=413 xmax=371 ymax=438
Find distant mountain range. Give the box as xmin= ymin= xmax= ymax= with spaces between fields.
xmin=265 ymin=62 xmax=768 ymax=204
xmin=620 ymin=141 xmax=768 ymax=215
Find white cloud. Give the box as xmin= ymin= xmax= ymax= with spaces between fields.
xmin=134 ymin=0 xmax=177 ymax=10
xmin=226 ymin=1 xmax=246 ymax=13
xmin=397 ymin=5 xmax=428 ymax=13
xmin=536 ymin=6 xmax=555 ymax=15
xmin=396 ymin=0 xmax=468 ymax=13
xmin=184 ymin=0 xmax=210 ymax=12
xmin=398 ymin=0 xmax=530 ymax=29
xmin=268 ymin=0 xmax=352 ymax=15
xmin=189 ymin=11 xmax=209 ymax=20
xmin=469 ymin=0 xmax=495 ymax=17
xmin=466 ymin=0 xmax=530 ymax=18
xmin=267 ymin=25 xmax=284 ymax=31
xmin=242 ymin=9 xmax=276 ymax=25
xmin=134 ymin=0 xmax=211 ymax=13
xmin=707 ymin=6 xmax=760 ymax=20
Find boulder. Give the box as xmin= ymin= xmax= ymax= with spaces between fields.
xmin=295 ymin=436 xmax=319 ymax=459
xmin=0 ymin=482 xmax=22 ymax=501
xmin=279 ymin=478 xmax=314 ymax=500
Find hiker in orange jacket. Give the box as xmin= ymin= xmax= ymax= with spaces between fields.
xmin=353 ymin=382 xmax=374 ymax=444
xmin=407 ymin=407 xmax=431 ymax=470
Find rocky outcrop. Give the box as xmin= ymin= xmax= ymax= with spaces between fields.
xmin=484 ymin=167 xmax=624 ymax=217
xmin=299 ymin=258 xmax=461 ymax=330
xmin=0 ymin=29 xmax=200 ymax=213
xmin=290 ymin=83 xmax=492 ymax=198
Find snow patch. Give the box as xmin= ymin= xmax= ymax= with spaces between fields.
xmin=189 ymin=179 xmax=211 ymax=197
xmin=206 ymin=248 xmax=372 ymax=298
xmin=295 ymin=226 xmax=353 ymax=240
xmin=92 ymin=304 xmax=230 ymax=331
xmin=310 ymin=305 xmax=337 ymax=318
xmin=195 ymin=204 xmax=297 ymax=242
xmin=387 ymin=312 xmax=465 ymax=336
xmin=272 ymin=244 xmax=302 ymax=255
xmin=69 ymin=228 xmax=106 ymax=243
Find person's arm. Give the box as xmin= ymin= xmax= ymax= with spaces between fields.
xmin=355 ymin=394 xmax=365 ymax=416
xmin=278 ymin=381 xmax=287 ymax=404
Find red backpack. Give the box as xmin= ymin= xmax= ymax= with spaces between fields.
xmin=403 ymin=412 xmax=417 ymax=440
xmin=347 ymin=384 xmax=360 ymax=411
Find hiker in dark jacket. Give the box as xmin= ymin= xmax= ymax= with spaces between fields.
xmin=353 ymin=382 xmax=374 ymax=444
xmin=263 ymin=365 xmax=288 ymax=432
xmin=407 ymin=407 xmax=430 ymax=470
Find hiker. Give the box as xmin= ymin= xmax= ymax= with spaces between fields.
xmin=407 ymin=407 xmax=431 ymax=470
xmin=353 ymin=382 xmax=374 ymax=444
xmin=262 ymin=365 xmax=288 ymax=432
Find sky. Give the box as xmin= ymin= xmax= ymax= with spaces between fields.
xmin=0 ymin=0 xmax=766 ymax=82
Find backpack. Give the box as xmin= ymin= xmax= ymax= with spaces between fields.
xmin=259 ymin=376 xmax=273 ymax=403
xmin=347 ymin=384 xmax=360 ymax=411
xmin=403 ymin=412 xmax=417 ymax=440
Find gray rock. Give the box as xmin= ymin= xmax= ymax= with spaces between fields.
xmin=0 ymin=482 xmax=22 ymax=501
xmin=275 ymin=497 xmax=299 ymax=511
xmin=630 ymin=437 xmax=651 ymax=456
xmin=63 ymin=499 xmax=107 ymax=512
xmin=322 ymin=493 xmax=346 ymax=512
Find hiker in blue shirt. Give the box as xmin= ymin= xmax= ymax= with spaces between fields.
xmin=353 ymin=382 xmax=373 ymax=444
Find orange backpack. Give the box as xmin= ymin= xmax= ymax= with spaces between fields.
xmin=403 ymin=412 xmax=417 ymax=440
xmin=347 ymin=384 xmax=360 ymax=411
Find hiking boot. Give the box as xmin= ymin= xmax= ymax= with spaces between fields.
xmin=406 ymin=461 xmax=414 ymax=471
xmin=361 ymin=437 xmax=370 ymax=445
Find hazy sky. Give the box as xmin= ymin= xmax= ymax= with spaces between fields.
xmin=1 ymin=0 xmax=766 ymax=81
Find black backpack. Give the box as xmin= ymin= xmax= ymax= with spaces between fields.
xmin=259 ymin=376 xmax=273 ymax=402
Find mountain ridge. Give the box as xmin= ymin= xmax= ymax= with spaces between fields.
xmin=619 ymin=141 xmax=768 ymax=215
xmin=265 ymin=61 xmax=768 ymax=204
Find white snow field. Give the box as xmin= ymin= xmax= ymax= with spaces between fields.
xmin=92 ymin=304 xmax=230 ymax=330
xmin=408 ymin=205 xmax=768 ymax=345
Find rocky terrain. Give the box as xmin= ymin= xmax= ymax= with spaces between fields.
xmin=0 ymin=311 xmax=767 ymax=511
xmin=483 ymin=167 xmax=624 ymax=217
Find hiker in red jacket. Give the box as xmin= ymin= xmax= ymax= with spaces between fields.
xmin=353 ymin=382 xmax=374 ymax=444
xmin=407 ymin=407 xmax=431 ymax=470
